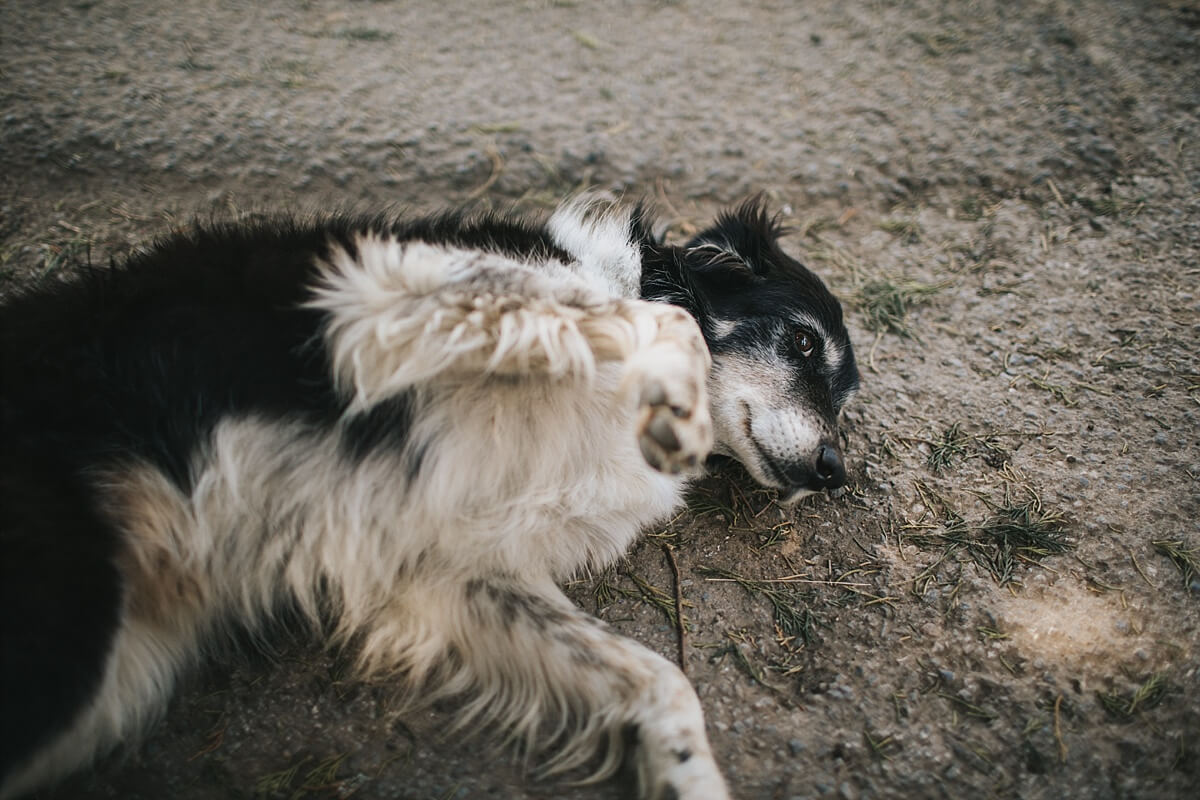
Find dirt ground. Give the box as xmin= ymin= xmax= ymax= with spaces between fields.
xmin=2 ymin=1 xmax=1198 ymax=798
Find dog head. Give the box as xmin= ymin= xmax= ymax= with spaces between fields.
xmin=665 ymin=200 xmax=859 ymax=501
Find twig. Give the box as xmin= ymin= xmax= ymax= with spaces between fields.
xmin=868 ymin=330 xmax=883 ymax=373
xmin=1127 ymin=546 xmax=1157 ymax=588
xmin=1046 ymin=178 xmax=1067 ymax=208
xmin=188 ymin=725 xmax=225 ymax=761
xmin=465 ymin=144 xmax=504 ymax=200
xmin=703 ymin=575 xmax=869 ymax=587
xmin=661 ymin=543 xmax=688 ymax=676
xmin=1054 ymin=694 xmax=1068 ymax=763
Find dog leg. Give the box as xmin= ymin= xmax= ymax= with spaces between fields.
xmin=367 ymin=577 xmax=729 ymax=800
xmin=310 ymin=236 xmax=714 ymax=420
xmin=621 ymin=303 xmax=713 ymax=476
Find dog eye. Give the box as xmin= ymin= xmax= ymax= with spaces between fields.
xmin=794 ymin=330 xmax=816 ymax=358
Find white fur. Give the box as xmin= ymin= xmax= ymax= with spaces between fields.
xmin=548 ymin=195 xmax=643 ymax=297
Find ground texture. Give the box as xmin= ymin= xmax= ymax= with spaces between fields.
xmin=2 ymin=1 xmax=1198 ymax=798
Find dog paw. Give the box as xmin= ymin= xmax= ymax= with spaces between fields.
xmin=635 ymin=369 xmax=713 ymax=476
xmin=635 ymin=739 xmax=730 ymax=800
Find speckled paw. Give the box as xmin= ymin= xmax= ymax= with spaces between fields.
xmin=635 ymin=367 xmax=713 ymax=476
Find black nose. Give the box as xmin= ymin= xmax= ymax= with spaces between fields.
xmin=812 ymin=445 xmax=846 ymax=490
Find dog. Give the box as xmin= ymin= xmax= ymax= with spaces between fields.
xmin=0 ymin=196 xmax=858 ymax=799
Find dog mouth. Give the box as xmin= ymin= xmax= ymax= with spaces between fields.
xmin=738 ymin=402 xmax=843 ymax=500
xmin=739 ymin=402 xmax=812 ymax=497
xmin=757 ymin=450 xmax=818 ymax=502
xmin=740 ymin=402 xmax=779 ymax=483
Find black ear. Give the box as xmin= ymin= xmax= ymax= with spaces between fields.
xmin=682 ymin=242 xmax=758 ymax=287
xmin=685 ymin=197 xmax=786 ymax=284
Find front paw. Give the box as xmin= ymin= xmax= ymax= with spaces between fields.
xmin=635 ymin=371 xmax=713 ymax=476
xmin=635 ymin=734 xmax=730 ymax=800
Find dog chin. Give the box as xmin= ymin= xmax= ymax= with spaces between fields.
xmin=735 ymin=453 xmax=815 ymax=504
xmin=779 ymin=487 xmax=819 ymax=505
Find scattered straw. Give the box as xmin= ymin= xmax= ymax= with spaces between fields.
xmin=621 ymin=570 xmax=688 ymax=627
xmin=699 ymin=566 xmax=819 ymax=647
xmin=902 ymin=479 xmax=1071 ymax=586
xmin=1151 ymin=539 xmax=1199 ymax=588
xmin=928 ymin=422 xmax=970 ymax=472
xmin=254 ymin=755 xmax=311 ymax=796
xmin=1098 ymin=673 xmax=1168 ymax=719
xmin=188 ymin=724 xmax=225 ymax=761
xmin=936 ymin=692 xmax=998 ymax=721
xmin=854 ymin=278 xmax=943 ymax=338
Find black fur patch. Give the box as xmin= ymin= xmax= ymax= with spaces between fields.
xmin=373 ymin=208 xmax=574 ymax=265
xmin=481 ymin=583 xmax=571 ymax=631
xmin=0 ymin=450 xmax=123 ymax=780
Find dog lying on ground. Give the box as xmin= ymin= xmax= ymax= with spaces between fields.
xmin=0 ymin=196 xmax=858 ymax=799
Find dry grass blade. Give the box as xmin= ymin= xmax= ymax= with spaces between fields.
xmin=254 ymin=756 xmax=310 ymax=796
xmin=864 ymin=729 xmax=900 ymax=760
xmin=294 ymin=753 xmax=348 ymax=797
xmin=879 ymin=216 xmax=922 ymax=244
xmin=1097 ymin=673 xmax=1168 ymax=719
xmin=976 ymin=626 xmax=1009 ymax=641
xmin=698 ymin=566 xmax=818 ymax=645
xmin=590 ymin=568 xmax=618 ymax=610
xmin=711 ymin=630 xmax=792 ymax=696
xmin=1054 ymin=694 xmax=1068 ymax=763
xmin=721 ymin=631 xmax=772 ymax=687
xmin=977 ymin=499 xmax=1071 ymax=585
xmin=902 ymin=491 xmax=1071 ymax=586
xmin=854 ymin=278 xmax=943 ymax=338
xmin=928 ymin=422 xmax=970 ymax=472
xmin=1151 ymin=539 xmax=1199 ymax=588
xmin=35 ymin=236 xmax=92 ymax=278
xmin=936 ymin=692 xmax=998 ymax=721
xmin=618 ymin=570 xmax=690 ymax=628
xmin=684 ymin=488 xmax=737 ymax=521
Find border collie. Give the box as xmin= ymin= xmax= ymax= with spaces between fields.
xmin=0 ymin=197 xmax=858 ymax=799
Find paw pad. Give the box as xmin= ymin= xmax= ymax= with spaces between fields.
xmin=635 ymin=373 xmax=712 ymax=476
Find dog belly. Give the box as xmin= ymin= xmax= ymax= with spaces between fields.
xmin=406 ymin=373 xmax=687 ymax=578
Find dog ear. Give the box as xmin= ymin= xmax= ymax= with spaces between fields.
xmin=682 ymin=242 xmax=759 ymax=286
xmin=685 ymin=197 xmax=786 ymax=285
